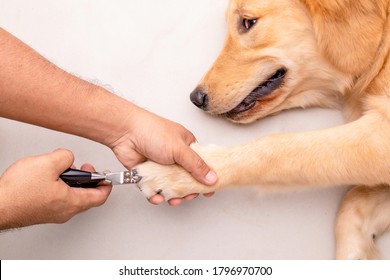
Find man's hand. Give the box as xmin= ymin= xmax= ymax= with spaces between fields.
xmin=110 ymin=107 xmax=216 ymax=206
xmin=0 ymin=149 xmax=112 ymax=230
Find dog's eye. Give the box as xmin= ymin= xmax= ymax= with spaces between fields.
xmin=242 ymin=18 xmax=257 ymax=31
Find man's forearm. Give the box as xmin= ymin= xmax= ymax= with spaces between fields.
xmin=0 ymin=28 xmax=136 ymax=146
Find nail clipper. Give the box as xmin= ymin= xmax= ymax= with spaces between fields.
xmin=60 ymin=168 xmax=142 ymax=188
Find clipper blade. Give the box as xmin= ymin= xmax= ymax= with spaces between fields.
xmin=104 ymin=169 xmax=142 ymax=185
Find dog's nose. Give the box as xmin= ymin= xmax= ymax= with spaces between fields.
xmin=190 ymin=88 xmax=208 ymax=109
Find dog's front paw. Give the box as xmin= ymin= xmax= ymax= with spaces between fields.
xmin=134 ymin=144 xmax=223 ymax=200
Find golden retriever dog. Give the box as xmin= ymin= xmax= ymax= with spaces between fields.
xmin=136 ymin=0 xmax=390 ymax=259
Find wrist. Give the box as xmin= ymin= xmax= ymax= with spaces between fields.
xmin=60 ymin=83 xmax=141 ymax=148
xmin=94 ymin=89 xmax=145 ymax=149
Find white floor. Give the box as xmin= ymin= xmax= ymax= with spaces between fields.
xmin=0 ymin=0 xmax=389 ymax=259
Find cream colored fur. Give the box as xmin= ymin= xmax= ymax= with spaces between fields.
xmin=136 ymin=0 xmax=390 ymax=259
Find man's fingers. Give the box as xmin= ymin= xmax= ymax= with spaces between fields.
xmin=148 ymin=194 xmax=165 ymax=205
xmin=80 ymin=163 xmax=96 ymax=172
xmin=168 ymin=198 xmax=182 ymax=206
xmin=48 ymin=148 xmax=75 ymax=174
xmin=70 ymin=185 xmax=112 ymax=211
xmin=203 ymin=192 xmax=215 ymax=198
xmin=62 ymin=163 xmax=112 ymax=211
xmin=175 ymin=145 xmax=217 ymax=186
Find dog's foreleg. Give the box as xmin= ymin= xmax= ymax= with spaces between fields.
xmin=336 ymin=185 xmax=390 ymax=260
xmin=220 ymin=112 xmax=390 ymax=190
xmin=136 ymin=107 xmax=390 ymax=199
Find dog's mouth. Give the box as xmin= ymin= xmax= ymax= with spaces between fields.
xmin=223 ymin=68 xmax=287 ymax=117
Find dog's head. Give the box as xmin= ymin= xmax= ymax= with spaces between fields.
xmin=190 ymin=0 xmax=348 ymax=123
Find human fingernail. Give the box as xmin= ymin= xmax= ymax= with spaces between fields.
xmin=205 ymin=171 xmax=217 ymax=185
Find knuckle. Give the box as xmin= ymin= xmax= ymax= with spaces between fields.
xmin=173 ymin=145 xmax=186 ymax=164
xmin=195 ymin=157 xmax=208 ymax=172
xmin=184 ymin=133 xmax=196 ymax=145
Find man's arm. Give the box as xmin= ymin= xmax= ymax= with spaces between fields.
xmin=0 ymin=28 xmax=134 ymax=147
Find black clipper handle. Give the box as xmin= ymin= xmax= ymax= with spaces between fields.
xmin=60 ymin=168 xmax=103 ymax=188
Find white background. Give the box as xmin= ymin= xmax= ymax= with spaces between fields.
xmin=0 ymin=0 xmax=389 ymax=259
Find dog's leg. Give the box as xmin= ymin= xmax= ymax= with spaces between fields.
xmin=336 ymin=185 xmax=390 ymax=260
xmin=136 ymin=98 xmax=390 ymax=199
